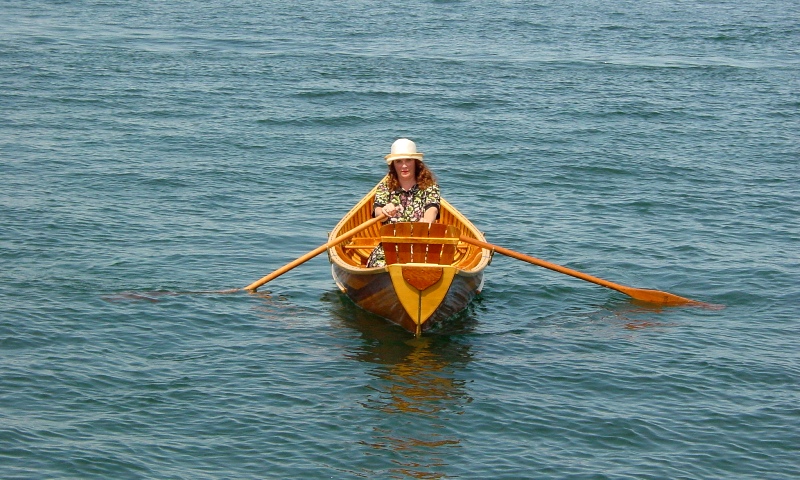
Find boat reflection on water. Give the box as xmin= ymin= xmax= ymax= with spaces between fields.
xmin=326 ymin=291 xmax=478 ymax=478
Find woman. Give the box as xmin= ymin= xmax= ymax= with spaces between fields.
xmin=366 ymin=138 xmax=441 ymax=267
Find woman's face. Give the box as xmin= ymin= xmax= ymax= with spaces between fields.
xmin=393 ymin=158 xmax=417 ymax=183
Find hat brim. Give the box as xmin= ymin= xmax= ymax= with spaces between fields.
xmin=385 ymin=153 xmax=424 ymax=164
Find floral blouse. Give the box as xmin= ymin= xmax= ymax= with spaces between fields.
xmin=373 ymin=181 xmax=441 ymax=223
xmin=367 ymin=181 xmax=441 ymax=267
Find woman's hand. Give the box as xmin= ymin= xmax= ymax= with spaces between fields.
xmin=378 ymin=203 xmax=399 ymax=218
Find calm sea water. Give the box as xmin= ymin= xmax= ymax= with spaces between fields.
xmin=2 ymin=0 xmax=798 ymax=478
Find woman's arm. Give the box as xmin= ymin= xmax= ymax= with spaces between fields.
xmin=422 ymin=206 xmax=439 ymax=223
xmin=373 ymin=181 xmax=392 ymax=218
xmin=421 ymin=183 xmax=441 ymax=223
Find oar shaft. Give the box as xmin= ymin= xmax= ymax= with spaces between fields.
xmin=461 ymin=235 xmax=619 ymax=290
xmin=244 ymin=215 xmax=386 ymax=292
xmin=460 ymin=235 xmax=698 ymax=306
xmin=243 ymin=244 xmax=328 ymax=292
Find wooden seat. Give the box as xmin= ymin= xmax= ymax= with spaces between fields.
xmin=340 ymin=237 xmax=379 ymax=266
xmin=342 ymin=237 xmax=379 ymax=250
xmin=380 ymin=222 xmax=460 ymax=265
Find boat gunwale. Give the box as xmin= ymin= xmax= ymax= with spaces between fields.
xmin=327 ymin=182 xmax=491 ymax=276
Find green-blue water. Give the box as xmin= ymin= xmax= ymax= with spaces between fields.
xmin=2 ymin=1 xmax=798 ymax=478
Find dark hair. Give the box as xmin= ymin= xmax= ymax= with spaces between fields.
xmin=386 ymin=159 xmax=436 ymax=191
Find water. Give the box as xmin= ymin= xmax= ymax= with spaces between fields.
xmin=2 ymin=0 xmax=798 ymax=478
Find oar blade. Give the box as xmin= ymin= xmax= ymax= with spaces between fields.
xmin=623 ymin=287 xmax=721 ymax=308
xmin=623 ymin=287 xmax=695 ymax=306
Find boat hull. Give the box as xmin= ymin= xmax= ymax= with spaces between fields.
xmin=331 ymin=262 xmax=483 ymax=334
xmin=328 ymin=181 xmax=491 ymax=335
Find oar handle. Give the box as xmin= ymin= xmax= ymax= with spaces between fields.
xmin=244 ymin=214 xmax=387 ymax=292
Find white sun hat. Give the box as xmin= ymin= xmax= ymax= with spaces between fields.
xmin=384 ymin=138 xmax=424 ymax=164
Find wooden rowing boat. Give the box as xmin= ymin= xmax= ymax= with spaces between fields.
xmin=327 ymin=182 xmax=493 ymax=335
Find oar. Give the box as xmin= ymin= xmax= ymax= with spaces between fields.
xmin=243 ymin=214 xmax=387 ymax=292
xmin=459 ymin=235 xmax=703 ymax=306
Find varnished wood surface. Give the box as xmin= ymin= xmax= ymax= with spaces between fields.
xmin=328 ymin=183 xmax=492 ymax=334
